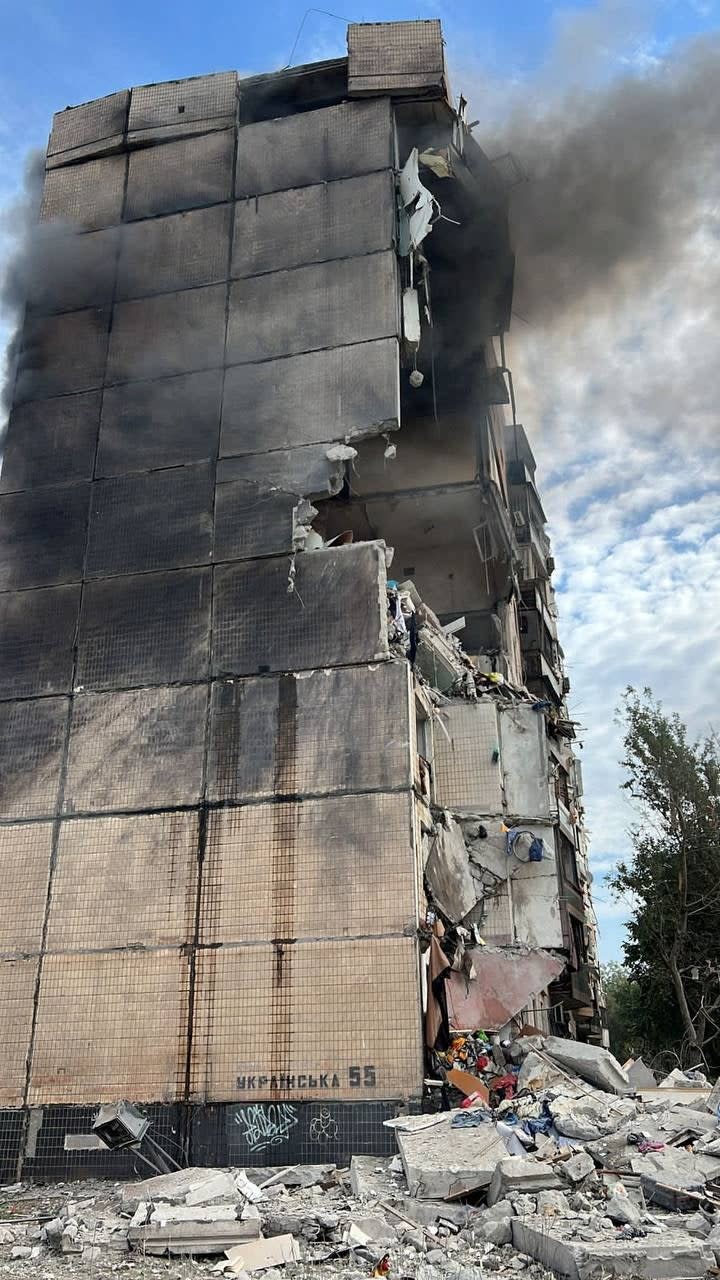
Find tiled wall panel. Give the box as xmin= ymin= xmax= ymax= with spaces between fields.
xmin=64 ymin=685 xmax=206 ymax=813
xmin=116 ymin=204 xmax=231 ymax=299
xmin=0 ymin=585 xmax=81 ymax=701
xmin=125 ymin=131 xmax=234 ymax=220
xmin=0 ymin=697 xmax=68 ymax=820
xmin=0 ymin=823 xmax=53 ymax=953
xmin=15 ymin=308 xmax=110 ymax=402
xmin=0 ymin=392 xmax=101 ymax=494
xmin=96 ymin=369 xmax=222 ymax=476
xmin=86 ymin=463 xmax=213 ymax=577
xmin=0 ymin=483 xmax=89 ymax=591
xmin=40 ymin=155 xmax=127 ymax=231
xmin=106 ymin=284 xmax=226 ymax=383
xmin=0 ymin=960 xmax=41 ymax=1106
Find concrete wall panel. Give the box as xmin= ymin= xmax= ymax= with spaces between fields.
xmin=116 ymin=204 xmax=232 ymax=300
xmin=0 ymin=960 xmax=40 ymax=1106
xmin=47 ymin=91 xmax=129 ymax=165
xmin=0 ymin=392 xmax=101 ymax=494
xmin=217 ymin=445 xmax=342 ymax=498
xmin=26 ymin=227 xmax=118 ymax=315
xmin=227 ymin=252 xmax=398 ymax=364
xmin=214 ymin=482 xmax=297 ymax=562
xmin=15 ymin=308 xmax=110 ymax=403
xmin=347 ymin=20 xmax=445 ymax=96
xmin=47 ymin=812 xmax=199 ymax=949
xmin=232 ymin=171 xmax=395 ymax=278
xmin=208 ymin=663 xmax=412 ymax=801
xmin=0 ymin=585 xmax=80 ymax=701
xmin=76 ymin=567 xmax=211 ymax=690
xmin=96 ymin=369 xmax=222 ymax=476
xmin=29 ymin=950 xmax=189 ymax=1104
xmin=235 ymin=98 xmax=393 ymax=197
xmin=213 ymin=544 xmax=388 ymax=677
xmin=499 ymin=704 xmax=552 ymax=820
xmin=0 ymin=824 xmax=53 ymax=953
xmin=128 ymin=72 xmax=237 ymax=139
xmin=192 ymin=938 xmax=422 ymax=1103
xmin=433 ymin=702 xmax=504 ymax=814
xmin=202 ymin=793 xmax=416 ymax=945
xmin=86 ymin=463 xmax=213 ymax=577
xmin=40 ymin=155 xmax=126 ymax=231
xmin=125 ymin=131 xmax=234 ymax=220
xmin=0 ymin=697 xmax=68 ymax=820
xmin=511 ymin=827 xmax=564 ymax=950
xmin=0 ymin=483 xmax=89 ymax=591
xmin=106 ymin=285 xmax=226 ymax=383
xmin=221 ymin=338 xmax=399 ymax=456
xmin=64 ymin=684 xmax=206 ymax=813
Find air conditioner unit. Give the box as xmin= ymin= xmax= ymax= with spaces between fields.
xmin=512 ymin=510 xmax=526 ymax=527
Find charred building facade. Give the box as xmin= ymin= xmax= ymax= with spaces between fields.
xmin=0 ymin=21 xmax=604 ymax=1177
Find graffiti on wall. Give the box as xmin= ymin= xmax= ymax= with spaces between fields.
xmin=233 ymin=1102 xmax=299 ymax=1152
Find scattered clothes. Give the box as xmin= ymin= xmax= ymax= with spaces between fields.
xmin=451 ymin=1110 xmax=490 ymax=1128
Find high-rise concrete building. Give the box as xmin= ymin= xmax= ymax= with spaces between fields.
xmin=0 ymin=20 xmax=604 ymax=1178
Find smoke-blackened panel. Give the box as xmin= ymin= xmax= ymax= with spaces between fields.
xmin=232 ymin=171 xmax=396 ymax=278
xmin=40 ymin=155 xmax=126 ymax=231
xmin=128 ymin=72 xmax=237 ymax=134
xmin=106 ymin=285 xmax=226 ymax=383
xmin=26 ymin=227 xmax=118 ymax=315
xmin=0 ymin=392 xmax=101 ymax=493
xmin=214 ymin=482 xmax=296 ymax=562
xmin=86 ymin=463 xmax=213 ymax=578
xmin=64 ymin=684 xmax=206 ymax=813
xmin=116 ymin=205 xmax=232 ymax=300
xmin=0 ymin=823 xmax=53 ymax=953
xmin=0 ymin=585 xmax=80 ymax=700
xmin=222 ymin=339 xmax=400 ymax=455
xmin=28 ymin=950 xmax=189 ymax=1105
xmin=0 ymin=697 xmax=68 ymax=820
xmin=96 ymin=370 xmax=222 ymax=476
xmin=47 ymin=812 xmax=199 ymax=950
xmin=207 ymin=662 xmax=411 ymax=802
xmin=227 ymin=253 xmax=398 ymax=365
xmin=14 ymin=308 xmax=110 ymax=403
xmin=0 ymin=483 xmax=89 ymax=591
xmin=76 ymin=567 xmax=211 ymax=690
xmin=218 ymin=446 xmax=339 ymax=498
xmin=47 ymin=91 xmax=129 ymax=163
xmin=213 ymin=543 xmax=388 ymax=677
xmin=125 ymin=132 xmax=233 ymax=220
xmin=235 ymin=98 xmax=393 ymax=197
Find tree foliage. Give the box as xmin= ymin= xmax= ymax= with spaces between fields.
xmin=609 ymin=688 xmax=720 ymax=1072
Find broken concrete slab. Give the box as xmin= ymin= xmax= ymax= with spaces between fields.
xmin=150 ymin=1203 xmax=239 ymax=1223
xmin=396 ymin=1111 xmax=506 ymax=1199
xmin=121 ymin=1167 xmax=235 ymax=1210
xmin=424 ymin=812 xmax=477 ymax=924
xmin=604 ymin=1192 xmax=642 ymax=1226
xmin=225 ymin=1233 xmax=301 ymax=1273
xmin=486 ymin=1158 xmax=564 ymax=1208
xmin=345 ymin=1214 xmax=397 ymax=1247
xmin=517 ymin=1050 xmax=566 ymax=1092
xmin=558 ymin=1152 xmax=596 ymax=1186
xmin=549 ymin=1092 xmax=638 ymax=1140
xmin=186 ymin=1171 xmax=238 ymax=1205
xmin=128 ymin=1217 xmax=260 ymax=1256
xmin=243 ymin=1165 xmax=335 ymax=1189
xmin=543 ymin=1036 xmax=631 ymax=1094
xmin=512 ymin=1216 xmax=714 ymax=1279
xmin=349 ymin=1156 xmax=404 ymax=1201
xmin=624 ymin=1057 xmax=657 ymax=1089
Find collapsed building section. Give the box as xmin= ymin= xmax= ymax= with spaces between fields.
xmin=0 ymin=20 xmax=604 ymax=1178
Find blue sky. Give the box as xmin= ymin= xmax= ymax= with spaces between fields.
xmin=1 ymin=0 xmax=719 ymax=965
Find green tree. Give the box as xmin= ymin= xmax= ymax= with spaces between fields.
xmin=609 ymin=688 xmax=720 ymax=1073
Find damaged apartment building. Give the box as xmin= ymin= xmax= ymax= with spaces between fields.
xmin=0 ymin=20 xmax=605 ymax=1177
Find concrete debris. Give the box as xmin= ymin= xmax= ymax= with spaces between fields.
xmin=121 ymin=1165 xmax=235 ymax=1210
xmin=517 ymin=1051 xmax=567 ymax=1093
xmin=624 ymin=1056 xmax=658 ymax=1089
xmin=512 ymin=1216 xmax=714 ymax=1279
xmin=604 ymin=1191 xmax=643 ymax=1226
xmin=548 ymin=1091 xmax=638 ymax=1140
xmin=128 ymin=1217 xmax=261 ymax=1256
xmin=543 ymin=1036 xmax=631 ymax=1095
xmin=225 ymin=1233 xmax=302 ymax=1273
xmin=659 ymin=1067 xmax=710 ymax=1090
xmin=396 ymin=1109 xmax=507 ymax=1198
xmin=424 ymin=811 xmax=477 ymax=924
xmin=558 ymin=1151 xmax=596 ymax=1186
xmin=486 ymin=1159 xmax=564 ymax=1208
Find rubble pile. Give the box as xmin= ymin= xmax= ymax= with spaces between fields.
xmin=2 ymin=1042 xmax=719 ymax=1279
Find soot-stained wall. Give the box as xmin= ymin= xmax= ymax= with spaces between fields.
xmin=0 ymin=66 xmax=424 ymax=1147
